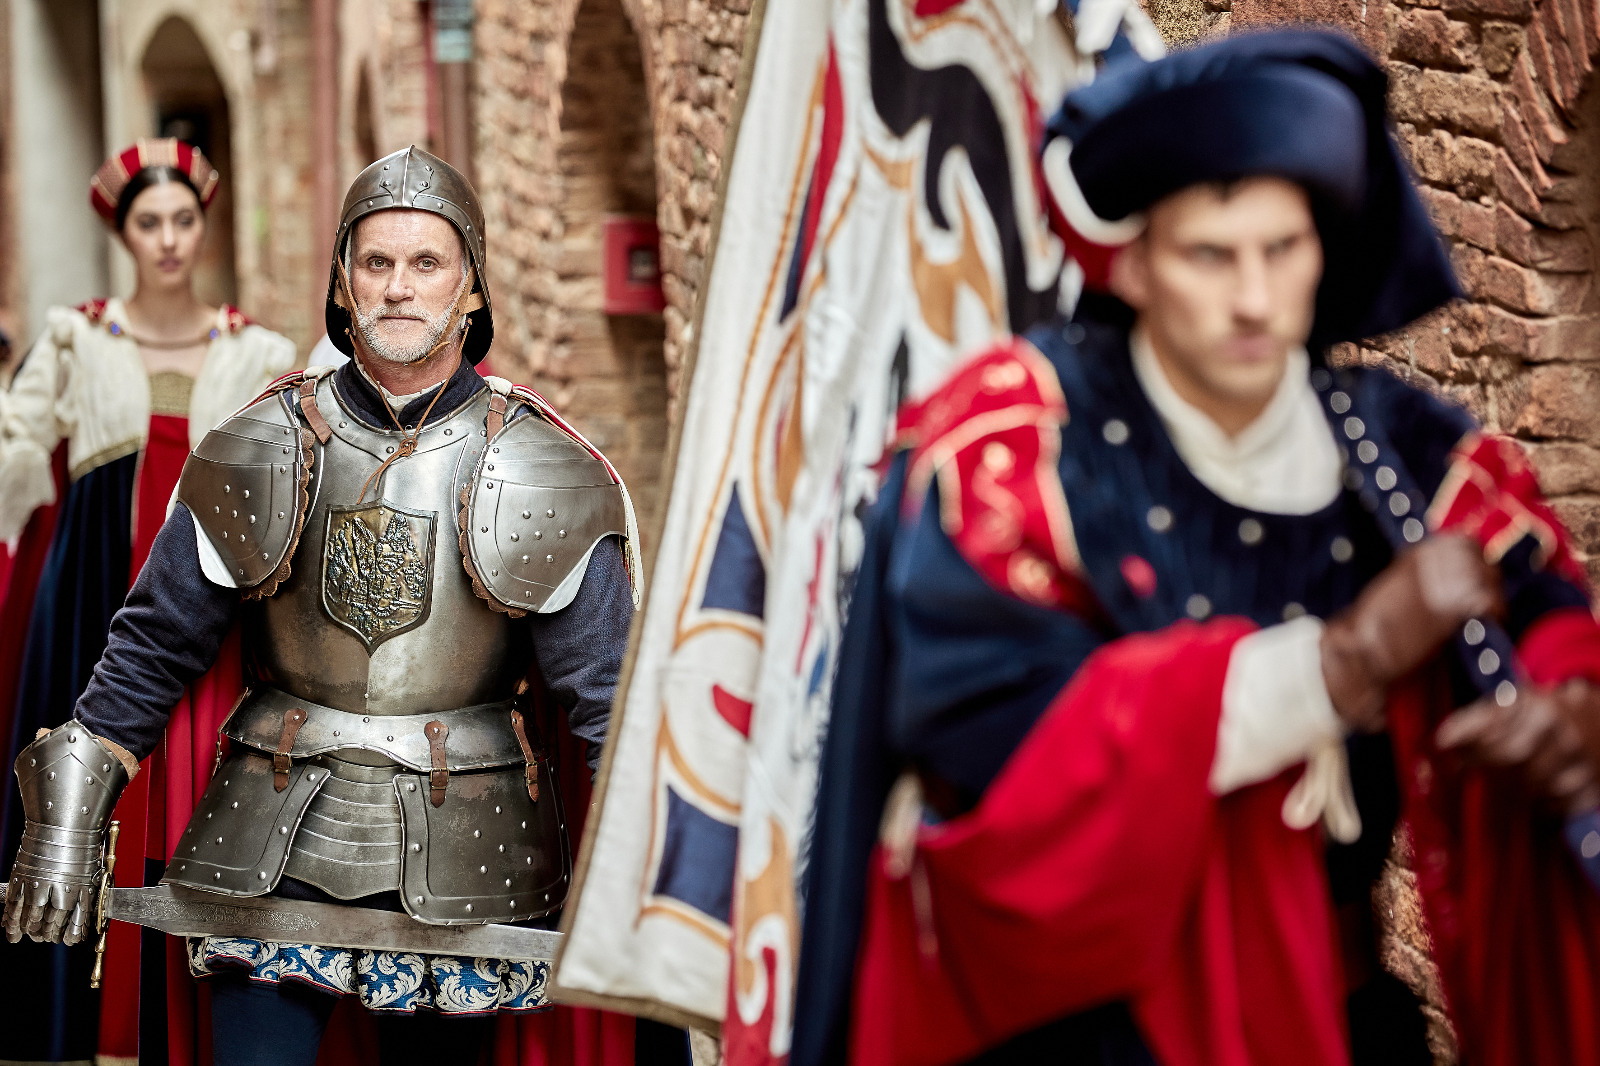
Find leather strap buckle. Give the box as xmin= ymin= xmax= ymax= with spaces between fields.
xmin=425 ymin=721 xmax=450 ymax=807
xmin=509 ymin=710 xmax=541 ymax=804
xmin=274 ymin=707 xmax=307 ymax=792
xmin=298 ymin=378 xmax=333 ymax=444
xmin=486 ymin=393 xmax=509 ymax=440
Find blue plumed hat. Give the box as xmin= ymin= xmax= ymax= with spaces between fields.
xmin=1043 ymin=28 xmax=1460 ymax=346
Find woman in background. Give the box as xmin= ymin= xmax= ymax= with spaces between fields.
xmin=0 ymin=138 xmax=295 ymax=1066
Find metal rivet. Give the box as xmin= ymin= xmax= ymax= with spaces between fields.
xmin=224 ymin=780 xmax=230 ymax=787
xmin=1102 ymin=419 xmax=1130 ymax=446
xmin=481 ymin=526 xmax=489 ymax=533
xmin=1356 ymin=441 xmax=1378 ymax=464
xmin=415 ymin=896 xmax=425 ymax=905
xmin=282 ymin=446 xmax=290 ymax=455
xmin=1478 ymin=649 xmax=1501 ymax=675
xmin=278 ymin=511 xmax=286 ymax=519
xmin=307 ymin=774 xmax=317 ymax=782
xmin=102 ymin=763 xmax=110 ymax=772
xmin=224 ymin=485 xmax=232 ymax=494
xmin=231 ymin=509 xmax=238 ymax=518
xmin=47 ymin=771 xmax=54 ymax=780
xmin=474 ymin=830 xmax=481 ymax=838
xmin=546 ymin=509 xmax=555 ymax=518
xmin=506 ymin=879 xmax=513 ymax=888
xmin=363 ymin=716 xmax=370 ymax=722
xmin=444 ymin=428 xmax=452 ymax=436
xmin=279 ymin=465 xmax=287 ymax=473
xmin=249 ymin=515 xmax=257 ymax=524
xmin=1330 ymin=392 xmax=1351 ymax=414
xmin=1238 ymin=519 xmax=1263 ymax=546
xmin=1185 ymin=594 xmax=1211 ymax=620
xmin=495 ymin=806 xmax=502 ymax=814
xmin=1388 ymin=492 xmax=1410 ymax=516
xmin=280 ymin=826 xmax=289 ymax=834
xmin=215 ymin=505 xmax=222 ymax=514
xmin=521 ymin=821 xmax=527 ymax=829
xmin=386 ymin=445 xmax=395 ymax=454
xmin=1464 ymin=619 xmax=1486 ymax=645
xmin=510 ymin=532 xmax=519 ymax=542
xmin=332 ymin=730 xmax=340 ymax=737
xmin=214 ymin=872 xmax=222 ymax=881
xmin=521 ymin=555 xmax=529 ymax=563
xmin=534 ymin=531 xmax=543 ymax=539
xmin=465 ymin=903 xmax=474 ymax=913
xmin=546 ymin=554 xmax=554 ymax=563
xmin=527 ymin=856 xmax=533 ymax=865
xmin=486 ymin=481 xmax=495 ymax=489
xmin=498 ymin=844 xmax=506 ymax=853
xmin=232 ymin=801 xmax=239 ymax=809
xmin=480 ymin=865 xmax=488 ymax=874
xmin=340 ymin=421 xmax=348 ymax=429
xmin=216 ymin=836 xmax=224 ymax=844
xmin=487 ymin=463 xmax=495 ymax=470
xmin=1330 ymin=536 xmax=1354 ymax=563
xmin=411 ymin=843 xmax=421 ymax=852
xmin=243 ymin=489 xmax=251 ymax=499
xmin=1375 ymin=466 xmax=1397 ymax=491
xmin=81 ymin=805 xmax=89 ymax=814
xmin=258 ymin=871 xmax=269 ymax=880
xmin=558 ymin=530 xmax=567 ymax=538
xmin=1146 ymin=506 xmax=1173 ymax=533
xmin=1403 ymin=518 xmax=1424 ymax=543
xmin=1344 ymin=417 xmax=1365 ymax=440
xmin=407 ymin=782 xmax=417 ymax=792
xmin=44 ymin=801 xmax=51 ymax=809
xmin=491 ymin=568 xmax=500 ymax=576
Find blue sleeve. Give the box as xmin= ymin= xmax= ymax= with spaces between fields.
xmin=73 ymin=505 xmax=240 ymax=760
xmin=885 ymin=486 xmax=1109 ymax=809
xmin=528 ymin=534 xmax=634 ymax=774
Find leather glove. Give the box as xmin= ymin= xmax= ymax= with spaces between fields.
xmin=1320 ymin=534 xmax=1503 ymax=732
xmin=1437 ymin=680 xmax=1600 ymax=815
xmin=3 ymin=723 xmax=130 ymax=945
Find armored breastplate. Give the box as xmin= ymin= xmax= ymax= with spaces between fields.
xmin=167 ymin=371 xmax=632 ymax=924
xmin=249 ymin=376 xmax=522 ymax=715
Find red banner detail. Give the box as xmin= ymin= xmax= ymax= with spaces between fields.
xmin=714 ymin=684 xmax=756 ymax=737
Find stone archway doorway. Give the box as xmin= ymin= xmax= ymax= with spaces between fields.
xmin=140 ymin=15 xmax=237 ymax=308
xmin=557 ymin=0 xmax=669 ymax=557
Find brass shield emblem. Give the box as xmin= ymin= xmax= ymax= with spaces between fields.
xmin=321 ymin=503 xmax=437 ymax=651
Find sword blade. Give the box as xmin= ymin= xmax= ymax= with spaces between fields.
xmin=0 ymin=883 xmax=562 ymax=961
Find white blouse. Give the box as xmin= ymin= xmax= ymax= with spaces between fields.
xmin=0 ymin=298 xmax=295 ymax=547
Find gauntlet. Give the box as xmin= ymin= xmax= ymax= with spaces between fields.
xmin=3 ymin=723 xmax=129 ymax=945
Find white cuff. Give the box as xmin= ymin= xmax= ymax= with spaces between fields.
xmin=1210 ymin=617 xmax=1343 ymax=794
xmin=1210 ymin=617 xmax=1361 ymax=843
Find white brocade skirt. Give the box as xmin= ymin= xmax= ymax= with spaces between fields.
xmin=187 ymin=936 xmax=553 ymax=1014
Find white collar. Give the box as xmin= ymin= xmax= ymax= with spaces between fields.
xmin=1129 ymin=328 xmax=1341 ymax=515
xmin=353 ymin=354 xmax=445 ymax=410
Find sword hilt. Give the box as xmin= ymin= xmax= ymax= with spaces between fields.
xmin=89 ymin=820 xmax=120 ymax=990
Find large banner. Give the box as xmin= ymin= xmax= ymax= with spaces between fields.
xmin=555 ymin=0 xmax=1160 ymax=1057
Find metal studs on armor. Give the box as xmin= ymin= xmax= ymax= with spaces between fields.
xmin=280 ymin=826 xmax=289 ymax=835
xmin=546 ymin=555 xmax=555 ymax=563
xmin=474 ymin=830 xmax=481 ymax=838
xmin=415 ymin=896 xmax=425 ymax=905
xmin=559 ymin=530 xmax=567 ymax=538
xmin=546 ymin=509 xmax=555 ymax=518
xmin=1186 ymin=594 xmax=1212 ymax=620
xmin=258 ymin=871 xmax=268 ymax=880
xmin=386 ymin=445 xmax=395 ymax=454
xmin=480 ymin=866 xmax=488 ymax=874
xmin=1146 ymin=506 xmax=1174 ymax=533
xmin=510 ymin=532 xmax=519 ymax=542
xmin=465 ymin=903 xmax=474 ymax=913
xmin=407 ymin=782 xmax=417 ymax=792
xmin=225 ymin=485 xmax=232 ymax=494
xmin=1238 ymin=519 xmax=1263 ymax=546
xmin=534 ymin=531 xmax=543 ymax=539
xmin=412 ymin=843 xmax=421 ymax=852
xmin=486 ymin=482 xmax=495 ymax=490
xmin=1330 ymin=536 xmax=1355 ymax=563
xmin=1403 ymin=518 xmax=1424 ymax=543
xmin=1102 ymin=419 xmax=1130 ymax=446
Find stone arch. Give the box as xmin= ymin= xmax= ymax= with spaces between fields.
xmin=353 ymin=62 xmax=379 ymax=171
xmin=139 ymin=14 xmax=238 ymax=306
xmin=555 ymin=0 xmax=670 ymax=547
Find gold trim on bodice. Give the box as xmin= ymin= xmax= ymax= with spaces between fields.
xmin=147 ymin=371 xmax=195 ymax=418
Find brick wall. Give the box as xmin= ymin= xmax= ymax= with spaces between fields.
xmin=472 ymin=0 xmax=753 ymax=534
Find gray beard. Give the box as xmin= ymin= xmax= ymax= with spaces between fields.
xmin=353 ymin=279 xmax=468 ymax=365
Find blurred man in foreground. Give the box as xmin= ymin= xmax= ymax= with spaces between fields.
xmin=797 ymin=29 xmax=1600 ymax=1066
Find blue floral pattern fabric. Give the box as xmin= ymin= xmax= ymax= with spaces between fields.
xmin=188 ymin=936 xmax=552 ymax=1014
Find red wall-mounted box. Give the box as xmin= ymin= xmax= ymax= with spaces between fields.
xmin=603 ymin=216 xmax=667 ymax=315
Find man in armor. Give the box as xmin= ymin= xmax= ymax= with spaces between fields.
xmin=2 ymin=146 xmax=650 ymax=1064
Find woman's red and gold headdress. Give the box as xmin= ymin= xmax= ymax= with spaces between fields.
xmin=89 ymin=138 xmax=219 ymax=226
